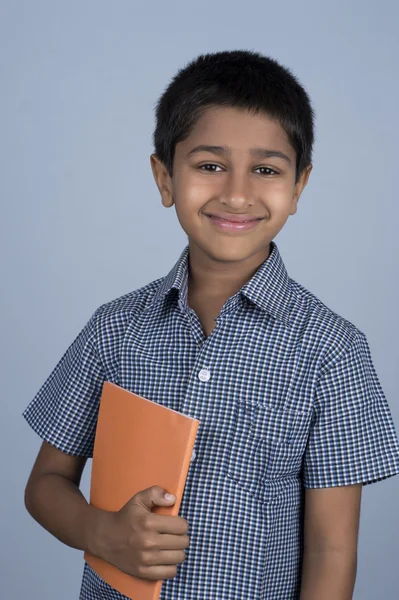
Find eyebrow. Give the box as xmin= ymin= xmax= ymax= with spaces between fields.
xmin=186 ymin=145 xmax=292 ymax=165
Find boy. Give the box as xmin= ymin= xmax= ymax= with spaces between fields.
xmin=23 ymin=50 xmax=399 ymax=600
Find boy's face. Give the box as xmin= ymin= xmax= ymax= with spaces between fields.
xmin=151 ymin=105 xmax=311 ymax=269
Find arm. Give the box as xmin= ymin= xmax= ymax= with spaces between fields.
xmin=299 ymin=484 xmax=362 ymax=600
xmin=24 ymin=440 xmax=189 ymax=580
xmin=24 ymin=440 xmax=105 ymax=555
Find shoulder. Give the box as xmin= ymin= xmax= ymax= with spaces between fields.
xmin=91 ymin=276 xmax=165 ymax=336
xmin=288 ymin=277 xmax=365 ymax=372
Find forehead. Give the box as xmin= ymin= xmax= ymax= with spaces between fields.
xmin=176 ymin=105 xmax=294 ymax=158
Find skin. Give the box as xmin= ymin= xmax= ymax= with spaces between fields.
xmin=25 ymin=105 xmax=361 ymax=597
xmin=300 ymin=484 xmax=361 ymax=599
xmin=151 ymin=105 xmax=311 ymax=306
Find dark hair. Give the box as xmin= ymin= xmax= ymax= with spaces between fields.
xmin=153 ymin=50 xmax=315 ymax=182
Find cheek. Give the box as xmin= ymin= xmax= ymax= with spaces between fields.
xmin=175 ymin=173 xmax=214 ymax=209
xmin=265 ymin=176 xmax=295 ymax=194
xmin=260 ymin=180 xmax=295 ymax=209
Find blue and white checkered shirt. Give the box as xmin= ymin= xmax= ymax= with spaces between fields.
xmin=23 ymin=241 xmax=399 ymax=599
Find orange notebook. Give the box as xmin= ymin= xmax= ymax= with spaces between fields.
xmin=84 ymin=381 xmax=200 ymax=600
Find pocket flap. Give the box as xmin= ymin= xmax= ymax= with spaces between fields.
xmin=250 ymin=403 xmax=312 ymax=448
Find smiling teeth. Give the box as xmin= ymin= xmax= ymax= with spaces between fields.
xmin=216 ymin=217 xmax=255 ymax=223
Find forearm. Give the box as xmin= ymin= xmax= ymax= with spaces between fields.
xmin=24 ymin=473 xmax=106 ymax=556
xmin=299 ymin=548 xmax=357 ymax=600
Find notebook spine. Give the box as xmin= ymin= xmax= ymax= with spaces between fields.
xmin=151 ymin=420 xmax=199 ymax=599
xmin=154 ymin=420 xmax=199 ymax=517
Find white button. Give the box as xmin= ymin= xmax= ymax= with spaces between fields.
xmin=198 ymin=368 xmax=211 ymax=382
xmin=191 ymin=449 xmax=196 ymax=462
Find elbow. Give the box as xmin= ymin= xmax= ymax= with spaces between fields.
xmin=24 ymin=481 xmax=33 ymax=515
xmin=24 ymin=475 xmax=37 ymax=517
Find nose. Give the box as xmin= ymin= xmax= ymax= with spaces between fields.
xmin=221 ymin=169 xmax=252 ymax=208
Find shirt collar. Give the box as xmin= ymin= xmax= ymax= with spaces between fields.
xmin=146 ymin=241 xmax=293 ymax=327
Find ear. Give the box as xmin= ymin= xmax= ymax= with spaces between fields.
xmin=150 ymin=154 xmax=174 ymax=208
xmin=289 ymin=164 xmax=312 ymax=215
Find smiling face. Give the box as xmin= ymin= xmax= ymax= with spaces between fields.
xmin=151 ymin=105 xmax=311 ymax=284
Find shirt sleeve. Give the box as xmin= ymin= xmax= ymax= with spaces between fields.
xmin=303 ymin=330 xmax=399 ymax=488
xmin=22 ymin=307 xmax=105 ymax=457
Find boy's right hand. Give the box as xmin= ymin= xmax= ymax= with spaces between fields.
xmin=91 ymin=485 xmax=190 ymax=581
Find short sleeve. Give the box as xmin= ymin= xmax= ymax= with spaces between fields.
xmin=303 ymin=331 xmax=399 ymax=488
xmin=22 ymin=308 xmax=105 ymax=457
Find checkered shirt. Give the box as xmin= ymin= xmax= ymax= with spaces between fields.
xmin=23 ymin=241 xmax=399 ymax=599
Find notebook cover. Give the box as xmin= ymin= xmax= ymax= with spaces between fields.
xmin=84 ymin=381 xmax=200 ymax=600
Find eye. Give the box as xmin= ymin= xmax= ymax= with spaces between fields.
xmin=198 ymin=163 xmax=223 ymax=172
xmin=255 ymin=166 xmax=279 ymax=176
xmin=197 ymin=164 xmax=279 ymax=175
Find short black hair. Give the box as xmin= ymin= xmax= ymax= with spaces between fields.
xmin=153 ymin=50 xmax=315 ymax=183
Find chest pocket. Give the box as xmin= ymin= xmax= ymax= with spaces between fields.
xmin=223 ymin=401 xmax=313 ymax=504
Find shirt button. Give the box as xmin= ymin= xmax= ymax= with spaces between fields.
xmin=198 ymin=368 xmax=211 ymax=382
xmin=191 ymin=449 xmax=196 ymax=462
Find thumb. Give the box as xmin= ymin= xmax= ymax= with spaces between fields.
xmin=132 ymin=485 xmax=176 ymax=511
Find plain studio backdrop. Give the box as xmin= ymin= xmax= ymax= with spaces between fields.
xmin=1 ymin=1 xmax=398 ymax=598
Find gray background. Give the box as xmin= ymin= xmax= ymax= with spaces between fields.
xmin=2 ymin=0 xmax=398 ymax=597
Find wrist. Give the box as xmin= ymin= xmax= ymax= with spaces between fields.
xmin=84 ymin=505 xmax=115 ymax=558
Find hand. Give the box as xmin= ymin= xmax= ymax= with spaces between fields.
xmin=94 ymin=485 xmax=190 ymax=581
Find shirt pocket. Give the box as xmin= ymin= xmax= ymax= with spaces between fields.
xmin=223 ymin=401 xmax=312 ymax=504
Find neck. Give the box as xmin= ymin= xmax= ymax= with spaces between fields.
xmin=187 ymin=242 xmax=271 ymax=299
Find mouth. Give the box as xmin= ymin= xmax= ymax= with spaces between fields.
xmin=204 ymin=212 xmax=264 ymax=223
xmin=205 ymin=214 xmax=264 ymax=231
xmin=210 ymin=216 xmax=262 ymax=223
